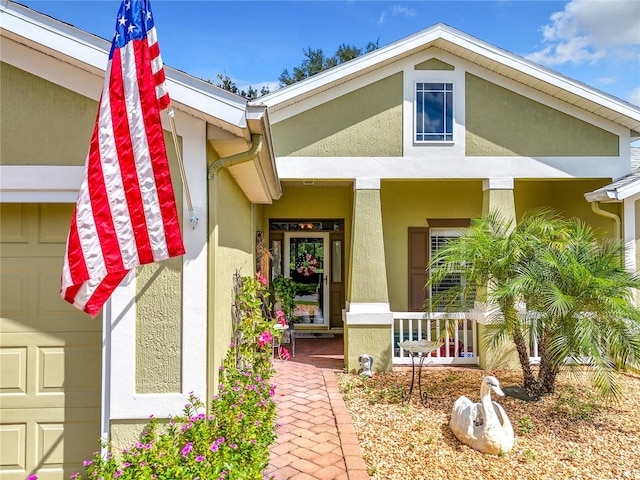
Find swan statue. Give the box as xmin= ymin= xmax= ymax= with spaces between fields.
xmin=450 ymin=375 xmax=515 ymax=455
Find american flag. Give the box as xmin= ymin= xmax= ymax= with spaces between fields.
xmin=61 ymin=0 xmax=185 ymax=317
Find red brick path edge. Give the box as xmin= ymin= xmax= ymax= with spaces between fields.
xmin=265 ymin=337 xmax=370 ymax=480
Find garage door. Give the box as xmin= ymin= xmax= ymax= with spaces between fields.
xmin=0 ymin=204 xmax=102 ymax=480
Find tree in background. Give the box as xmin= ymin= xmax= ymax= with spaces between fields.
xmin=428 ymin=209 xmax=640 ymax=400
xmin=279 ymin=41 xmax=379 ymax=87
xmin=212 ymin=40 xmax=380 ymax=99
xmin=214 ymin=71 xmax=269 ymax=100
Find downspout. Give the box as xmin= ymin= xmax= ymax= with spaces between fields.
xmin=590 ymin=201 xmax=621 ymax=242
xmin=206 ymin=133 xmax=262 ymax=397
xmin=207 ymin=134 xmax=263 ymax=179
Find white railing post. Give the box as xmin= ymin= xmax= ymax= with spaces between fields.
xmin=392 ymin=311 xmax=479 ymax=366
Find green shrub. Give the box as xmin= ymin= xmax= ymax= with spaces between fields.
xmin=74 ymin=273 xmax=282 ymax=480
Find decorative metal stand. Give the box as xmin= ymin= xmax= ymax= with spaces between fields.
xmin=273 ymin=324 xmax=295 ymax=359
xmin=398 ymin=340 xmax=442 ymax=406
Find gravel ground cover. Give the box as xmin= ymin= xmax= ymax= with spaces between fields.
xmin=336 ymin=367 xmax=640 ymax=480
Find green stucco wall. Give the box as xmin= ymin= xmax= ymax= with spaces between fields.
xmin=345 ymin=325 xmax=392 ymax=374
xmin=381 ymin=181 xmax=483 ymax=311
xmin=208 ymin=166 xmax=256 ymax=396
xmin=477 ymin=324 xmax=520 ymax=370
xmin=110 ymin=420 xmax=156 ymax=451
xmin=136 ymin=256 xmax=183 ymax=393
xmin=349 ymin=188 xmax=389 ymax=303
xmin=135 ymin=131 xmax=184 ymax=394
xmin=514 ymin=179 xmax=621 ymax=238
xmin=414 ymin=58 xmax=454 ymax=70
xmin=482 ymin=189 xmax=516 ymax=223
xmin=0 ymin=62 xmax=96 ymax=166
xmin=271 ymin=73 xmax=403 ymax=157
xmin=465 ymin=73 xmax=619 ymax=157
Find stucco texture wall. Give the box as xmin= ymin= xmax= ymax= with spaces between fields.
xmin=465 ymin=73 xmax=619 ymax=157
xmin=345 ymin=325 xmax=392 ymax=374
xmin=515 ymin=179 xmax=621 ymax=238
xmin=0 ymin=62 xmax=96 ymax=166
xmin=135 ymin=131 xmax=184 ymax=394
xmin=209 ymin=167 xmax=256 ymax=393
xmin=271 ymin=73 xmax=403 ymax=157
xmin=381 ymin=180 xmax=484 ymax=311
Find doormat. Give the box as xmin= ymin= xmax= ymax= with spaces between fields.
xmin=293 ymin=333 xmax=335 ymax=339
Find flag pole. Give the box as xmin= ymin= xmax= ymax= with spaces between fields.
xmin=167 ymin=107 xmax=199 ymax=229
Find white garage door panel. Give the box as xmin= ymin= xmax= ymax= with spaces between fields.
xmin=1 ymin=203 xmax=102 ymax=479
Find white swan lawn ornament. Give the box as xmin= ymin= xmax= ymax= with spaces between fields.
xmin=450 ymin=376 xmax=515 ymax=455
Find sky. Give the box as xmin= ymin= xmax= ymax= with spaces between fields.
xmin=12 ymin=0 xmax=640 ymax=107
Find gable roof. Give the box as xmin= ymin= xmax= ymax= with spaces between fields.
xmin=1 ymin=0 xmax=281 ymax=203
xmin=584 ymin=148 xmax=640 ymax=202
xmin=255 ymin=23 xmax=640 ymax=137
xmin=1 ymin=0 xmax=248 ymax=132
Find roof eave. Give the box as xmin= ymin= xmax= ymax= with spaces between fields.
xmin=255 ymin=23 xmax=640 ymax=133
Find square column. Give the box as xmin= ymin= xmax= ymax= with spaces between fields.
xmin=477 ymin=177 xmax=519 ymax=370
xmin=344 ymin=178 xmax=393 ymax=373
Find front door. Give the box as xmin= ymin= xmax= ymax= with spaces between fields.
xmin=284 ymin=232 xmax=330 ymax=327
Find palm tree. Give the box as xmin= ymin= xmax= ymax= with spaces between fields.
xmin=428 ymin=209 xmax=640 ymax=400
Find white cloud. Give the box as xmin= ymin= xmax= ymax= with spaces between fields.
xmin=527 ymin=0 xmax=640 ymax=66
xmin=378 ymin=4 xmax=417 ymax=25
xmin=391 ymin=5 xmax=417 ymax=18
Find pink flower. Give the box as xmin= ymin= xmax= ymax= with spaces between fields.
xmin=256 ymin=273 xmax=267 ymax=286
xmin=210 ymin=437 xmax=225 ymax=452
xmin=257 ymin=331 xmax=273 ymax=347
xmin=181 ymin=442 xmax=193 ymax=457
xmin=28 ymin=476 xmax=38 ymax=480
xmin=196 ymin=455 xmax=204 ymax=462
xmin=279 ymin=347 xmax=291 ymax=360
xmin=275 ymin=310 xmax=286 ymax=325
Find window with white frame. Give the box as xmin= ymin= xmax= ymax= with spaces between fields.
xmin=415 ymin=82 xmax=453 ymax=142
xmin=429 ymin=227 xmax=467 ymax=309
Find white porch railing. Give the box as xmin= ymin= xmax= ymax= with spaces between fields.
xmin=392 ymin=312 xmax=478 ymax=366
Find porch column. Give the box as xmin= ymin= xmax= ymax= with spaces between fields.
xmin=476 ymin=178 xmax=519 ymax=370
xmin=344 ymin=177 xmax=393 ymax=373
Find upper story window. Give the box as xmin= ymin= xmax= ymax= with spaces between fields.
xmin=415 ymin=82 xmax=453 ymax=142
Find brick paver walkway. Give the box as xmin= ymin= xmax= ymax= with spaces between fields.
xmin=265 ymin=336 xmax=370 ymax=480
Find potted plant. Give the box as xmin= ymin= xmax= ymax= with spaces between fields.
xmin=271 ymin=275 xmax=297 ymax=324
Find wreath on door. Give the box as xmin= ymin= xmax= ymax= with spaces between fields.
xmin=295 ymin=252 xmax=318 ymax=276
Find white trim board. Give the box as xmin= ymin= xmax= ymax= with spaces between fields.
xmin=109 ymin=111 xmax=208 ymax=420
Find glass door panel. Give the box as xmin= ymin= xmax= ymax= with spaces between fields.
xmin=284 ymin=232 xmax=329 ymax=326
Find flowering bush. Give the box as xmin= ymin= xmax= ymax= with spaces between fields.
xmin=226 ymin=272 xmax=285 ymax=377
xmin=270 ymin=275 xmax=297 ymax=323
xmin=73 ymin=272 xmax=283 ymax=480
